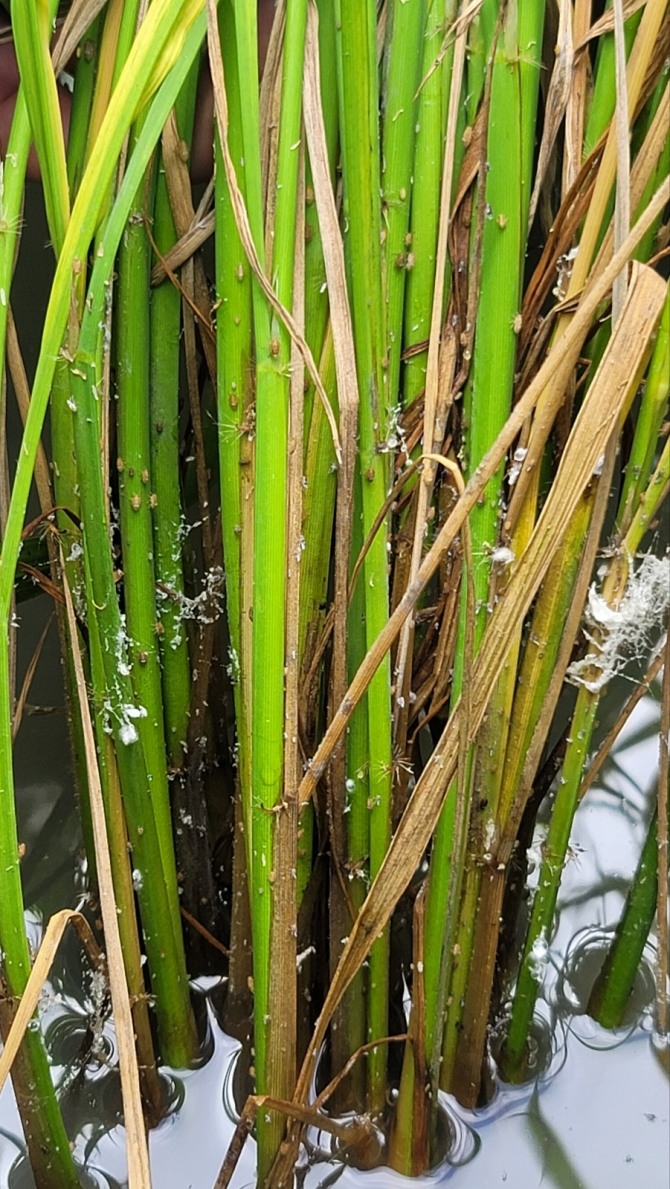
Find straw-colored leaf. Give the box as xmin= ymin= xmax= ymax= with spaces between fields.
xmin=53 ymin=0 xmax=110 ymax=73
xmin=62 ymin=569 xmax=151 ymax=1189
xmin=528 ymin=0 xmax=573 ymax=228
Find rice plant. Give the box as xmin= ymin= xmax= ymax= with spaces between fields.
xmin=0 ymin=1 xmax=667 ymax=1187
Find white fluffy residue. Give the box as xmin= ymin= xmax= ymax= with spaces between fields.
xmin=567 ymin=553 xmax=670 ymax=693
xmin=119 ymin=722 xmax=138 ymax=746
xmin=174 ymin=566 xmax=226 ymax=626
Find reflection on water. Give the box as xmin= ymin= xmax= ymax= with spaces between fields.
xmin=1 ymin=592 xmax=667 ymax=1188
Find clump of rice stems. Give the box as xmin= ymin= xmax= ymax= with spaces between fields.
xmin=438 ymin=0 xmax=668 ymax=1110
xmin=117 ymin=146 xmax=176 ymax=885
xmin=500 ymin=257 xmax=669 ymax=1080
xmin=1 ymin=6 xmax=205 ymax=1177
xmin=0 ymin=5 xmax=88 ymax=1184
xmin=2 ymin=2 xmax=669 ymax=1188
xmin=422 ymin=0 xmax=547 ymax=1113
xmin=68 ymin=5 xmax=206 ymax=1070
xmin=268 ymin=238 xmax=668 ymax=1189
xmin=501 ymin=522 xmax=670 ymax=1079
xmin=210 ymin=0 xmax=309 ymax=1177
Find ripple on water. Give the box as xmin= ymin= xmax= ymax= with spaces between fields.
xmin=7 ymin=1150 xmax=122 ymax=1189
xmin=557 ymin=926 xmax=657 ymax=1049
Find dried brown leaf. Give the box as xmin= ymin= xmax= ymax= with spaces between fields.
xmin=52 ymin=0 xmax=108 ymax=73
xmin=11 ymin=615 xmax=52 ymax=741
xmin=612 ymin=0 xmax=631 ymax=322
xmin=528 ymin=0 xmax=573 ymax=230
xmin=150 ymin=195 xmax=214 ymax=286
xmin=563 ymin=0 xmax=592 ymax=195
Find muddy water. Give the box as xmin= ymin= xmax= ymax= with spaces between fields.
xmin=1 ymin=187 xmax=668 ymax=1188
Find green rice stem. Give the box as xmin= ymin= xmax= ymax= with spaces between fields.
xmin=117 ymin=144 xmax=179 ymax=880
xmin=425 ymin=0 xmax=545 ymax=1097
xmin=11 ymin=1 xmax=70 ymax=254
xmin=618 ymin=291 xmax=669 ymax=529
xmin=500 ymin=695 xmax=599 ymax=1081
xmin=401 ymin=0 xmax=450 ymax=410
xmin=0 ymin=7 xmax=81 ymax=1181
xmin=501 ymin=355 xmax=668 ymax=1078
xmin=336 ymin=0 xmax=393 ymax=1112
xmin=0 ymin=2 xmax=208 ymax=1074
xmin=66 ymin=14 xmax=103 ymax=199
xmin=88 ymin=617 xmax=163 ymax=1120
xmin=215 ymin=0 xmax=254 ymax=866
xmin=583 ymin=3 xmax=642 ymax=157
xmin=231 ymin=0 xmax=309 ymax=1173
xmin=149 ymin=61 xmax=199 ymax=775
xmin=381 ymin=0 xmax=427 ymax=407
xmin=588 ymin=808 xmax=662 ymax=1029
